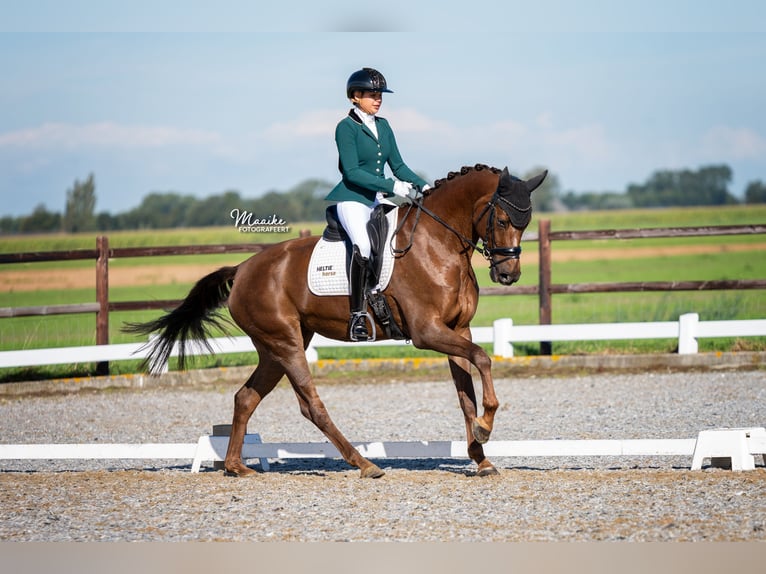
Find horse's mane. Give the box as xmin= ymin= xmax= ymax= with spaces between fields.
xmin=426 ymin=164 xmax=502 ymax=196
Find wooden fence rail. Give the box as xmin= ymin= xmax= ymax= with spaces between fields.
xmin=1 ymin=222 xmax=765 ymax=373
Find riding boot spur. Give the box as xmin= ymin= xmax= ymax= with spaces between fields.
xmin=348 ymin=245 xmax=373 ymax=341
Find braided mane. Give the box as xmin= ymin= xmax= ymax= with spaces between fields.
xmin=426 ymin=164 xmax=502 ymax=196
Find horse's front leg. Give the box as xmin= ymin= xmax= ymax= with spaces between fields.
xmin=468 ymin=345 xmax=499 ymax=445
xmin=412 ymin=322 xmax=500 ymax=445
xmin=449 ymin=355 xmax=499 ymax=476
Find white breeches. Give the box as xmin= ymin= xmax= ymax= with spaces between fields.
xmin=335 ymin=199 xmax=377 ymax=258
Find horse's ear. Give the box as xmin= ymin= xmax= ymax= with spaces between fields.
xmin=526 ymin=170 xmax=548 ymax=193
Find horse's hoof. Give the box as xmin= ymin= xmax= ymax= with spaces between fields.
xmin=360 ymin=464 xmax=385 ymax=479
xmin=223 ymin=464 xmax=258 ymax=478
xmin=476 ymin=464 xmax=499 ymax=477
xmin=471 ymin=419 xmax=492 ymax=444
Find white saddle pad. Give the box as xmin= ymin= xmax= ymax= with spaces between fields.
xmin=308 ymin=208 xmax=399 ymax=297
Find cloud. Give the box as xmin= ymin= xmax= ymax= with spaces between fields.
xmin=700 ymin=125 xmax=766 ymax=160
xmin=447 ymin=115 xmax=615 ymax=172
xmin=259 ymin=107 xmax=456 ymax=145
xmin=261 ymin=110 xmax=340 ymax=142
xmin=0 ymin=122 xmax=222 ymax=150
xmin=384 ymin=108 xmax=455 ymax=135
xmin=541 ymin=123 xmax=614 ymax=162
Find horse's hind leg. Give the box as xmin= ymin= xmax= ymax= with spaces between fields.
xmin=283 ymin=357 xmax=385 ymax=479
xmin=224 ymin=355 xmax=284 ymax=477
xmin=449 ymin=355 xmax=499 ymax=476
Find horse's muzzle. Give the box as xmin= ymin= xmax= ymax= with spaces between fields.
xmin=490 ymin=268 xmax=520 ymax=285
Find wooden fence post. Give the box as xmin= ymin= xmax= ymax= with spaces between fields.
xmin=96 ymin=235 xmax=109 ymax=376
xmin=538 ymin=220 xmax=552 ymax=355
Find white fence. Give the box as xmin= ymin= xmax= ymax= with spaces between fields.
xmin=2 ymin=427 xmax=765 ymax=472
xmin=0 ymin=313 xmax=764 ymax=370
xmin=491 ymin=313 xmax=766 ymax=357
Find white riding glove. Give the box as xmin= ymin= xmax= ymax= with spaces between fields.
xmin=392 ymin=180 xmax=413 ymax=198
xmin=413 ymin=183 xmax=431 ymax=199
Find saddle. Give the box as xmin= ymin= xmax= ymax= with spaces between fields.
xmin=317 ymin=204 xmax=407 ymax=341
xmin=322 ymin=204 xmax=390 ymax=283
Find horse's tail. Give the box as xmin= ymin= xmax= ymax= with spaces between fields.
xmin=122 ymin=265 xmax=239 ymax=374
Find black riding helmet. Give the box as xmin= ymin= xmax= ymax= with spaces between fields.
xmin=346 ymin=68 xmax=393 ymax=98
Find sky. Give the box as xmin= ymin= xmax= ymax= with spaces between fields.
xmin=1 ymin=1 xmax=765 ymax=217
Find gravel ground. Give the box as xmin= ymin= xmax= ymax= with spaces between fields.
xmin=0 ymin=369 xmax=764 ymax=542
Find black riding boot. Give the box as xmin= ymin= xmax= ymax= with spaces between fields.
xmin=348 ymin=246 xmax=372 ymax=341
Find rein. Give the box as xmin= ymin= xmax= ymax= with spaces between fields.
xmin=391 ymin=193 xmax=522 ymax=269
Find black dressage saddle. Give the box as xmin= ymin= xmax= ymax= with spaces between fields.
xmin=321 ymin=204 xmax=406 ymax=340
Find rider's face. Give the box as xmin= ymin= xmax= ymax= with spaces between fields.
xmin=353 ymin=91 xmax=383 ymax=115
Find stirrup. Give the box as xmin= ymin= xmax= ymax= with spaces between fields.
xmin=349 ymin=312 xmax=375 ymax=342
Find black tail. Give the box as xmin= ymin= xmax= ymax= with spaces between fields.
xmin=122 ymin=265 xmax=239 ymax=374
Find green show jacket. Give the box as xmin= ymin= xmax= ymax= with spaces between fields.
xmin=325 ymin=109 xmax=427 ymax=207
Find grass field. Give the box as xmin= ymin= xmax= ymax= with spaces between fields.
xmin=1 ymin=204 xmax=765 ymax=381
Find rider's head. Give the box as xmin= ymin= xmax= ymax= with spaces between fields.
xmin=347 ymin=68 xmax=392 ymax=116
xmin=346 ymin=68 xmax=393 ymax=99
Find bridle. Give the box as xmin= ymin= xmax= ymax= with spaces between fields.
xmin=478 ymin=196 xmax=524 ymax=266
xmin=392 ymin=189 xmax=527 ymax=273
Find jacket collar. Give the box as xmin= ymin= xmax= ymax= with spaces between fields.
xmin=348 ymin=108 xmax=366 ymax=124
xmin=348 ymin=108 xmax=362 ymax=124
xmin=348 ymin=108 xmax=380 ymax=140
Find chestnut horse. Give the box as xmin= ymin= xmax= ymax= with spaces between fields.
xmin=126 ymin=164 xmax=547 ymax=478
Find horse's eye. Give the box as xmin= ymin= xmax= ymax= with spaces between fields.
xmin=497 ymin=219 xmax=509 ymax=229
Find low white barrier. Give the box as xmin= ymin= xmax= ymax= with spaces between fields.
xmin=1 ymin=427 xmax=764 ymax=472
xmin=491 ymin=313 xmax=766 ymax=357
xmin=1 ymin=313 xmax=764 ymax=369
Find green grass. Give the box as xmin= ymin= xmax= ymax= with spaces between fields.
xmin=0 ymin=224 xmax=324 ymax=253
xmin=539 ymin=204 xmax=766 ymax=230
xmin=1 ymin=205 xmax=765 ymax=381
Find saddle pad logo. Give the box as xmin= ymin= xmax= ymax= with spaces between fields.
xmin=308 ymin=209 xmax=399 ymax=297
xmin=316 ymin=264 xmax=337 ymax=277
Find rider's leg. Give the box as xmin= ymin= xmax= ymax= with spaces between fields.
xmin=335 ymin=201 xmax=373 ymax=258
xmin=335 ymin=201 xmax=374 ymax=341
xmin=347 ymin=246 xmax=371 ymax=341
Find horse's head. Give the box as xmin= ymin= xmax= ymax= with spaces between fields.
xmin=480 ymin=167 xmax=547 ymax=285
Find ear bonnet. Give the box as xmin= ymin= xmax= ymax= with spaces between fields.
xmin=494 ymin=167 xmax=533 ymax=228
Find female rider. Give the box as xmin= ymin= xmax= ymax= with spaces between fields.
xmin=325 ymin=67 xmax=430 ymax=341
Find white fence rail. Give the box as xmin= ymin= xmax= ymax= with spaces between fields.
xmin=1 ymin=313 xmax=764 ymax=370
xmin=2 ymin=427 xmax=765 ymax=472
xmin=491 ymin=313 xmax=766 ymax=357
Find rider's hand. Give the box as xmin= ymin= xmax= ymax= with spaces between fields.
xmin=392 ymin=181 xmax=413 ymax=198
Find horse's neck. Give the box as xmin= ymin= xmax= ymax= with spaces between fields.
xmin=423 ymin=179 xmax=492 ymax=239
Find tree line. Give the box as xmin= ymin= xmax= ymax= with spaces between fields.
xmin=536 ymin=164 xmax=766 ymax=212
xmin=1 ymin=176 xmax=334 ymax=234
xmin=2 ymin=163 xmax=765 ymax=234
